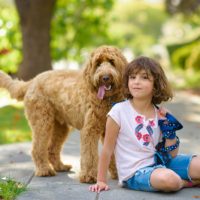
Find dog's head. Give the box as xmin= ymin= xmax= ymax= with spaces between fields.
xmin=84 ymin=46 xmax=128 ymax=99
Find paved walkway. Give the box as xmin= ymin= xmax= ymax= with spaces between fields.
xmin=0 ymin=90 xmax=200 ymax=200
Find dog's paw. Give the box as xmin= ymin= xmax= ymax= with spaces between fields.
xmin=110 ymin=171 xmax=118 ymax=180
xmin=79 ymin=173 xmax=97 ymax=183
xmin=54 ymin=164 xmax=72 ymax=172
xmin=35 ymin=167 xmax=56 ymax=177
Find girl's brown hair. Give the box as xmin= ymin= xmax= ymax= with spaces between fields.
xmin=123 ymin=56 xmax=173 ymax=104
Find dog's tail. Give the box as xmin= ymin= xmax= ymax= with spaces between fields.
xmin=0 ymin=70 xmax=31 ymax=101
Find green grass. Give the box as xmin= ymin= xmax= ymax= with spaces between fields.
xmin=0 ymin=177 xmax=27 ymax=200
xmin=0 ymin=89 xmax=31 ymax=144
xmin=0 ymin=105 xmax=31 ymax=144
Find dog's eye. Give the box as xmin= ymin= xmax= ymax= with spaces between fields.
xmin=96 ymin=61 xmax=101 ymax=67
xmin=109 ymin=59 xmax=115 ymax=65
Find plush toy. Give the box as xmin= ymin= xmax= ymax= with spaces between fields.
xmin=158 ymin=112 xmax=183 ymax=139
xmin=155 ymin=111 xmax=183 ymax=165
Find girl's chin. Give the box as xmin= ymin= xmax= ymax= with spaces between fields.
xmin=132 ymin=94 xmax=153 ymax=99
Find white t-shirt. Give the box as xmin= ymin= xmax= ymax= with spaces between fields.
xmin=107 ymin=100 xmax=161 ymax=184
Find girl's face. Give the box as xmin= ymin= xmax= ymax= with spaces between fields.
xmin=128 ymin=69 xmax=154 ymax=100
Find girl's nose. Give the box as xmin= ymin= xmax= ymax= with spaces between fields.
xmin=134 ymin=76 xmax=140 ymax=83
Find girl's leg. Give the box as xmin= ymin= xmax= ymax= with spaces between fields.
xmin=123 ymin=165 xmax=189 ymax=192
xmin=150 ymin=168 xmax=185 ymax=192
xmin=166 ymin=154 xmax=200 ymax=187
xmin=188 ymin=156 xmax=200 ymax=186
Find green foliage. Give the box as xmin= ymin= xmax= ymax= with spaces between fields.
xmin=167 ymin=6 xmax=200 ymax=71
xmin=166 ymin=30 xmax=200 ymax=89
xmin=108 ymin=1 xmax=168 ymax=55
xmin=0 ymin=2 xmax=22 ymax=73
xmin=0 ymin=0 xmax=199 ymax=85
xmin=185 ymin=72 xmax=200 ymax=89
xmin=51 ymin=0 xmax=114 ymax=62
xmin=0 ymin=0 xmax=114 ymax=72
xmin=163 ymin=4 xmax=200 ymax=83
xmin=167 ymin=33 xmax=200 ymax=71
xmin=182 ymin=9 xmax=200 ymax=28
xmin=0 ymin=177 xmax=26 ymax=200
xmin=171 ymin=68 xmax=200 ymax=90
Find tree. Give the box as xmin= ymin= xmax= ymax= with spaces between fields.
xmin=165 ymin=0 xmax=200 ymax=15
xmin=14 ymin=0 xmax=113 ymax=80
xmin=15 ymin=0 xmax=56 ymax=80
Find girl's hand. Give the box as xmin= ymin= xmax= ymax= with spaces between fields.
xmin=89 ymin=181 xmax=110 ymax=193
xmin=158 ymin=107 xmax=169 ymax=118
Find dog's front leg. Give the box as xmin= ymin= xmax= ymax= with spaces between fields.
xmin=79 ymin=123 xmax=100 ymax=183
xmin=109 ymin=154 xmax=118 ymax=179
xmin=100 ymin=135 xmax=118 ymax=180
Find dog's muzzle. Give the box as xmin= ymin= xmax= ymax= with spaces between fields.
xmin=97 ymin=75 xmax=113 ymax=100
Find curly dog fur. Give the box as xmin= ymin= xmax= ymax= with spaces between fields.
xmin=0 ymin=46 xmax=127 ymax=183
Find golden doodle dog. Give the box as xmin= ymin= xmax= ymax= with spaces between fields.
xmin=0 ymin=46 xmax=128 ymax=183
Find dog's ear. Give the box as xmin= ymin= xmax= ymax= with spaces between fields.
xmin=83 ymin=56 xmax=95 ymax=91
xmin=114 ymin=49 xmax=128 ymax=68
xmin=83 ymin=53 xmax=93 ymax=76
xmin=83 ymin=59 xmax=91 ymax=78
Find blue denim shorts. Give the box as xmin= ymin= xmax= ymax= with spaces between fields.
xmin=123 ymin=154 xmax=196 ymax=192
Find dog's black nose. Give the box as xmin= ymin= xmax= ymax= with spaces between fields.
xmin=103 ymin=75 xmax=110 ymax=82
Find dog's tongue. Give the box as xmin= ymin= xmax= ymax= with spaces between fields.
xmin=97 ymin=85 xmax=105 ymax=100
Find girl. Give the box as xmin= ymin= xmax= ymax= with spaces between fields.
xmin=89 ymin=56 xmax=200 ymax=193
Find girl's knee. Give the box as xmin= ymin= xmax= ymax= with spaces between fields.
xmin=161 ymin=172 xmax=182 ymax=191
xmin=189 ymin=156 xmax=200 ymax=179
xmin=151 ymin=169 xmax=182 ymax=192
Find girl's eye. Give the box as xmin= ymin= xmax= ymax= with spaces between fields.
xmin=129 ymin=75 xmax=135 ymax=79
xmin=142 ymin=76 xmax=148 ymax=79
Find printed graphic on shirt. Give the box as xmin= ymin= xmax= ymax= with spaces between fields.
xmin=134 ymin=115 xmax=155 ymax=146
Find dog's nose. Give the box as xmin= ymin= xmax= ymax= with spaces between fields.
xmin=102 ymin=75 xmax=110 ymax=82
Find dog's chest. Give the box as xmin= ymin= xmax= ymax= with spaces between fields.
xmin=91 ymin=102 xmax=111 ymax=119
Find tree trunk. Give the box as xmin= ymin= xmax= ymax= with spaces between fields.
xmin=15 ymin=0 xmax=56 ymax=80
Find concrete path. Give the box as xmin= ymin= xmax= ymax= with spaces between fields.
xmin=0 ymin=90 xmax=200 ymax=200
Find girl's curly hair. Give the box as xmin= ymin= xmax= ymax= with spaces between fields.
xmin=123 ymin=56 xmax=173 ymax=105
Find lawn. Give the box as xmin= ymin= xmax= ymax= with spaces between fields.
xmin=0 ymin=89 xmax=31 ymax=144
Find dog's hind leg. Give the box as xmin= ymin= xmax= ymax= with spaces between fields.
xmin=25 ymin=98 xmax=56 ymax=176
xmin=48 ymin=121 xmax=72 ymax=172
